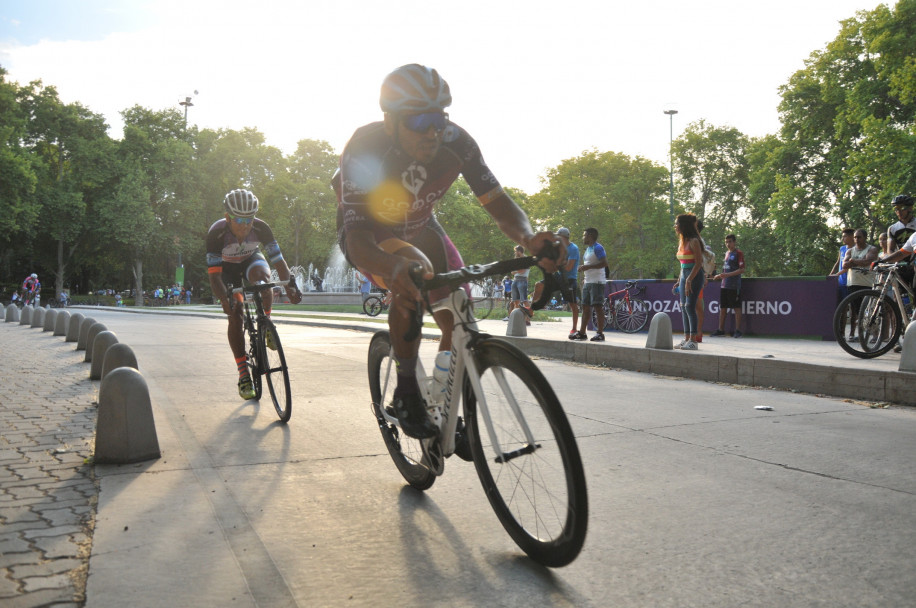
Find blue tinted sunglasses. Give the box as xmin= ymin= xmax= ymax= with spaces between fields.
xmin=401 ymin=112 xmax=449 ymax=133
xmin=230 ymin=215 xmax=254 ymax=225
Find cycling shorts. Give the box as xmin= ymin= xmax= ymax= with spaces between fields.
xmin=219 ymin=252 xmax=270 ymax=300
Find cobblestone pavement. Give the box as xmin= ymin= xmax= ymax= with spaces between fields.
xmin=1 ymin=319 xmax=99 ymax=608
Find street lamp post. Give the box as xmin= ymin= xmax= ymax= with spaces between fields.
xmin=179 ymin=90 xmax=198 ymax=126
xmin=664 ymin=109 xmax=678 ymax=221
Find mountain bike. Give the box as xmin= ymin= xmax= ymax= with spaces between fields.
xmin=363 ymin=291 xmax=392 ymax=317
xmin=229 ymin=280 xmax=295 ymax=422
xmin=367 ymin=252 xmax=588 ymax=567
xmin=592 ymin=280 xmax=649 ymax=333
xmin=833 ymin=262 xmax=915 ymax=358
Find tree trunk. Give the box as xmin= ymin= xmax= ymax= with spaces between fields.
xmin=132 ymin=256 xmax=144 ymax=307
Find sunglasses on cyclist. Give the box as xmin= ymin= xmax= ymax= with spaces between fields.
xmin=230 ymin=215 xmax=254 ymax=225
xmin=401 ymin=112 xmax=449 ymax=133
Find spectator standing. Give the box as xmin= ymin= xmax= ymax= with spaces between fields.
xmin=672 ymin=214 xmax=704 ymax=349
xmin=357 ymin=270 xmax=372 ymax=304
xmin=840 ymin=229 xmax=879 ymax=341
xmin=571 ymin=227 xmax=608 ymax=341
xmin=711 ymin=234 xmax=746 ymax=337
xmin=879 ymin=233 xmax=890 ymax=255
xmin=507 ymin=245 xmax=531 ymax=325
xmin=555 ymin=227 xmax=581 ymax=338
xmin=829 ymin=229 xmax=855 ymax=305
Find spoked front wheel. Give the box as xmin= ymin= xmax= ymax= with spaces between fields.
xmin=367 ymin=331 xmax=435 ymax=490
xmin=833 ymin=289 xmax=902 ymax=358
xmin=363 ymin=296 xmax=384 ymax=317
xmin=614 ymin=297 xmax=649 ymax=333
xmin=247 ymin=326 xmax=263 ymax=401
xmin=259 ymin=317 xmax=292 ymax=421
xmin=465 ymin=339 xmax=588 ymax=567
xmin=590 ymin=299 xmax=612 ymax=332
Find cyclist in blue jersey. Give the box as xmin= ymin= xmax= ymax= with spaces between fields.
xmin=207 ymin=189 xmax=302 ymax=400
xmin=333 ymin=64 xmax=560 ymax=438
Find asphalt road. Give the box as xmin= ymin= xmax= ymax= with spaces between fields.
xmin=75 ymin=310 xmax=916 ymax=607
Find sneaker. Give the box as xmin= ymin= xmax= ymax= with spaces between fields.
xmin=389 ymin=393 xmax=439 ymax=439
xmin=569 ymin=329 xmax=579 ymax=338
xmin=570 ymin=331 xmax=588 ymax=341
xmin=238 ymin=375 xmax=256 ymax=400
xmin=265 ymin=329 xmax=277 ymax=350
xmin=590 ymin=333 xmax=605 ymax=342
xmin=847 ymin=335 xmax=858 ymax=343
xmin=893 ymin=343 xmax=903 ymax=353
xmin=694 ymin=335 xmax=703 ymax=343
xmin=681 ymin=340 xmax=698 ymax=350
xmin=674 ymin=338 xmax=688 ymax=349
xmin=502 ymin=317 xmax=509 ymax=321
xmin=711 ymin=330 xmax=725 ymax=337
xmin=733 ymin=331 xmax=743 ymax=339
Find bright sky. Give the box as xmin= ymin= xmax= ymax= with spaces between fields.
xmin=0 ymin=0 xmax=883 ymax=194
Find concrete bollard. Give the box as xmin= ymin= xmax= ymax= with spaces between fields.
xmin=31 ymin=307 xmax=46 ymax=328
xmin=76 ymin=317 xmax=98 ymax=351
xmin=101 ymin=343 xmax=139 ymax=380
xmin=95 ymin=367 xmax=160 ymax=464
xmin=899 ymin=323 xmax=916 ymax=372
xmin=54 ymin=310 xmax=70 ymax=336
xmin=43 ymin=308 xmax=58 ymax=332
xmin=90 ymin=331 xmax=119 ymax=380
xmin=645 ymin=312 xmax=674 ymax=350
xmin=84 ymin=322 xmax=109 ymax=362
xmin=19 ymin=306 xmax=32 ymax=326
xmin=66 ymin=313 xmax=85 ymax=342
xmin=506 ymin=308 xmax=528 ymax=337
xmin=6 ymin=304 xmax=20 ymax=323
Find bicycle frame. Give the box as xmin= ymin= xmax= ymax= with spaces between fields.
xmin=376 ymin=288 xmax=537 ymax=468
xmin=870 ymin=266 xmax=916 ymax=323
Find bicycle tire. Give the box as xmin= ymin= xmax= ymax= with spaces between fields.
xmin=614 ymin=297 xmax=649 ymax=333
xmin=367 ymin=331 xmax=435 ymax=490
xmin=259 ymin=317 xmax=292 ymax=422
xmin=364 ymin=296 xmax=383 ymax=317
xmin=246 ymin=316 xmax=263 ymax=400
xmin=833 ymin=289 xmax=902 ymax=359
xmin=465 ymin=338 xmax=588 ymax=567
xmin=590 ymin=299 xmax=612 ymax=332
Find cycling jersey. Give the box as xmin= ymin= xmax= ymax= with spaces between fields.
xmin=22 ymin=277 xmax=40 ymax=293
xmin=335 ymin=121 xmax=503 ymax=241
xmin=888 ymin=217 xmax=916 ymax=251
xmin=206 ymin=218 xmax=284 ymax=275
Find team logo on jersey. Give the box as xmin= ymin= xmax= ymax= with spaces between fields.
xmin=402 ymin=163 xmax=427 ymax=197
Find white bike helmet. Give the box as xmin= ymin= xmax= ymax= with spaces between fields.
xmin=31 ymin=273 xmax=37 ymax=279
xmin=379 ymin=64 xmax=452 ymax=114
xmin=223 ymin=189 xmax=259 ymax=218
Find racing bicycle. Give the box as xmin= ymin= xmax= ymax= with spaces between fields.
xmin=367 ymin=252 xmax=588 ymax=567
xmin=592 ymin=280 xmax=650 ymax=333
xmin=833 ymin=262 xmax=915 ymax=358
xmin=229 ymin=280 xmax=295 ymax=422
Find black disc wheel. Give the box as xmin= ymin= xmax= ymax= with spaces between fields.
xmin=614 ymin=297 xmax=649 ymax=333
xmin=259 ymin=317 xmax=292 ymax=421
xmin=465 ymin=339 xmax=588 ymax=567
xmin=833 ymin=289 xmax=902 ymax=359
xmin=363 ymin=296 xmax=384 ymax=317
xmin=367 ymin=331 xmax=435 ymax=490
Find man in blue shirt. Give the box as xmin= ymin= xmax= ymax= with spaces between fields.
xmin=571 ymin=227 xmax=608 ymax=341
xmin=830 ymin=229 xmax=855 ymax=305
xmin=557 ymin=227 xmax=581 ymax=338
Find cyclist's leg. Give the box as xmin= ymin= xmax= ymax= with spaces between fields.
xmin=215 ymin=261 xmax=251 ymax=396
xmin=245 ymin=254 xmax=272 ymax=310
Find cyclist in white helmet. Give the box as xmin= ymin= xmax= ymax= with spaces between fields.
xmin=206 ymin=189 xmax=302 ymax=400
xmin=332 ymin=64 xmax=560 ymax=439
xmin=21 ymin=273 xmax=40 ymax=306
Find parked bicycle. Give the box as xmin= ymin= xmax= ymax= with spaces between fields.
xmin=229 ymin=280 xmax=294 ymax=421
xmin=367 ymin=253 xmax=588 ymax=567
xmin=363 ymin=290 xmax=392 ymax=316
xmin=591 ymin=280 xmax=650 ymax=333
xmin=833 ymin=262 xmax=915 ymax=358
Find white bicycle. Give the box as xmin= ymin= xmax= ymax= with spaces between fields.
xmin=367 ymin=252 xmax=588 ymax=567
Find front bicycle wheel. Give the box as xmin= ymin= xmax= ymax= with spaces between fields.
xmin=833 ymin=289 xmax=901 ymax=358
xmin=259 ymin=317 xmax=292 ymax=422
xmin=614 ymin=297 xmax=649 ymax=333
xmin=364 ymin=296 xmax=383 ymax=317
xmin=367 ymin=331 xmax=435 ymax=490
xmin=246 ymin=317 xmax=263 ymax=400
xmin=465 ymin=339 xmax=588 ymax=567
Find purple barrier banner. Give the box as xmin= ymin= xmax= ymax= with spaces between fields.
xmin=598 ymin=277 xmax=838 ymax=340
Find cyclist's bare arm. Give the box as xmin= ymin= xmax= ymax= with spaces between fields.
xmin=482 ymin=192 xmax=563 ymax=273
